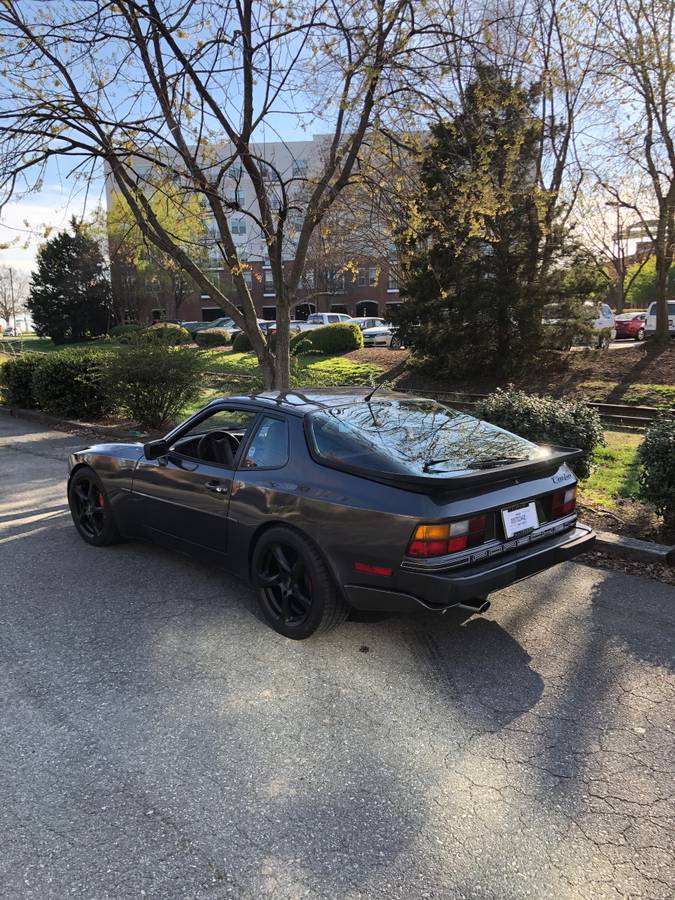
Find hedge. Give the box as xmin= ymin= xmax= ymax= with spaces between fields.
xmin=109 ymin=323 xmax=143 ymax=341
xmin=105 ymin=344 xmax=205 ymax=428
xmin=138 ymin=322 xmax=192 ymax=345
xmin=233 ymin=322 xmax=362 ymax=355
xmin=0 ymin=353 xmax=46 ymax=408
xmin=31 ymin=348 xmax=113 ymax=420
xmin=475 ymin=389 xmax=604 ymax=479
xmin=300 ymin=322 xmax=363 ymax=354
xmin=639 ymin=416 xmax=675 ymax=527
xmin=195 ymin=327 xmax=231 ymax=348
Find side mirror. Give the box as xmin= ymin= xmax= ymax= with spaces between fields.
xmin=144 ymin=438 xmax=169 ymax=460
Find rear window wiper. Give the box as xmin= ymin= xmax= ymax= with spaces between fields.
xmin=423 ymin=455 xmax=529 ymax=473
xmin=466 ymin=456 xmax=530 ymax=470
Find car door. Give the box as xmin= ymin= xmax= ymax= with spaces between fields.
xmin=131 ymin=405 xmax=258 ymax=558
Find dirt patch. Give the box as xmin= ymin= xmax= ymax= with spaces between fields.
xmin=577 ymin=499 xmax=674 ymax=545
xmin=578 ymin=548 xmax=675 ymax=587
xmin=393 ymin=342 xmax=675 ymax=397
xmin=343 ymin=347 xmax=409 ymax=371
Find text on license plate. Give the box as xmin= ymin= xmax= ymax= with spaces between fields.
xmin=501 ymin=502 xmax=539 ymax=539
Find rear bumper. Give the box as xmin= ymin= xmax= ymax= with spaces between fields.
xmin=344 ymin=523 xmax=595 ymax=613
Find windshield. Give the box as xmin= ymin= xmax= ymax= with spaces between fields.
xmin=307 ymin=399 xmax=549 ymax=478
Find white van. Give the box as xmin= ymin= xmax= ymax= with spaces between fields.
xmin=645 ymin=301 xmax=675 ymax=337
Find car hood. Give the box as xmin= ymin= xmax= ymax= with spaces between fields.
xmin=362 ymin=326 xmax=392 ymax=335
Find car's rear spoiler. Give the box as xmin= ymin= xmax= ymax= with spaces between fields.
xmin=313 ymin=446 xmax=584 ymax=495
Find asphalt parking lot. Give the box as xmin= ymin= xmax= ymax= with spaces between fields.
xmin=1 ymin=414 xmax=674 ymax=900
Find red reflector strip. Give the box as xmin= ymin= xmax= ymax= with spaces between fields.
xmin=354 ymin=562 xmax=393 ymax=577
xmin=446 ymin=535 xmax=468 ymax=553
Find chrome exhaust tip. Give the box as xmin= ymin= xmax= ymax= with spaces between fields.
xmin=456 ymin=598 xmax=491 ymax=615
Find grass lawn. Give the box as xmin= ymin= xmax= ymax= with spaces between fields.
xmin=580 ymin=429 xmax=643 ymax=509
xmin=201 ymin=349 xmax=383 ymax=387
xmin=576 ymin=380 xmax=675 ymax=409
xmin=0 ymin=337 xmax=120 ymax=354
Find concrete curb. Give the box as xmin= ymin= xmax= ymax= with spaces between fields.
xmin=0 ymin=404 xmax=149 ymax=442
xmin=594 ymin=530 xmax=675 ymax=566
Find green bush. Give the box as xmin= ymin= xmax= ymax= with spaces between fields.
xmin=31 ymin=348 xmax=113 ymax=420
xmin=301 ymin=322 xmax=363 ymax=354
xmin=195 ymin=328 xmax=231 ymax=348
xmin=104 ymin=344 xmax=206 ymax=428
xmin=138 ymin=322 xmax=192 ymax=345
xmin=475 ymin=389 xmax=604 ymax=479
xmin=638 ymin=416 xmax=675 ymax=527
xmin=232 ymin=330 xmax=253 ymax=352
xmin=0 ymin=353 xmax=46 ymax=408
xmin=110 ymin=323 xmax=143 ymax=342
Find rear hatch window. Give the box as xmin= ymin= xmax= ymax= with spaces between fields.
xmin=306 ymin=399 xmax=549 ymax=480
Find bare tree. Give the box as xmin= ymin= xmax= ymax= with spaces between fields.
xmin=573 ymin=178 xmax=656 ymax=311
xmin=0 ymin=1 xmax=474 ymax=387
xmin=591 ymin=0 xmax=675 ymax=342
xmin=0 ymin=265 xmax=28 ymax=327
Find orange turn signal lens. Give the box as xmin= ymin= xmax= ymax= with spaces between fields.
xmin=413 ymin=524 xmax=450 ymax=541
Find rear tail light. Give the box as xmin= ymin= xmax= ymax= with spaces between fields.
xmin=551 ymin=486 xmax=577 ymax=519
xmin=407 ymin=515 xmax=488 ymax=558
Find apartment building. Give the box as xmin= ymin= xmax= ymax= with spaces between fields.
xmin=107 ymin=135 xmax=402 ymax=324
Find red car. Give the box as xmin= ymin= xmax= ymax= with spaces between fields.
xmin=614 ymin=311 xmax=647 ymax=341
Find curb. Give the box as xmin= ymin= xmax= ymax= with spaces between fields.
xmin=594 ymin=530 xmax=675 ymax=566
xmin=0 ymin=404 xmax=149 ymax=442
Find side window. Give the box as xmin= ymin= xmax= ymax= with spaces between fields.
xmin=241 ymin=416 xmax=289 ymax=469
xmin=648 ymin=303 xmax=656 ymax=316
xmin=602 ymin=304 xmax=612 ymax=318
xmin=170 ymin=408 xmax=257 ymax=462
xmin=327 ymin=314 xmax=339 ymax=323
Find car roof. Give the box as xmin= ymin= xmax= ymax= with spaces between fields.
xmin=207 ymin=388 xmax=405 ymax=417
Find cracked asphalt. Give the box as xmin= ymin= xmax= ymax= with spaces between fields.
xmin=1 ymin=414 xmax=674 ymax=900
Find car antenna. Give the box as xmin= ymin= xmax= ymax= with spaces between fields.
xmin=363 ymin=377 xmax=390 ymax=404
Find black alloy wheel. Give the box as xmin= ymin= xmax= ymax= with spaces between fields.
xmin=636 ymin=328 xmax=645 ymax=341
xmin=390 ymin=335 xmax=402 ymax=350
xmin=68 ymin=468 xmax=120 ymax=546
xmin=252 ymin=527 xmax=349 ymax=639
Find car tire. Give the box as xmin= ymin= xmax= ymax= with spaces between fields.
xmin=597 ymin=334 xmax=610 ymax=350
xmin=390 ymin=336 xmax=402 ymax=350
xmin=68 ymin=466 xmax=121 ymax=547
xmin=636 ymin=328 xmax=645 ymax=341
xmin=252 ymin=526 xmax=349 ymax=639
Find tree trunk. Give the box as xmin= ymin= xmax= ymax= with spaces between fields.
xmin=653 ymin=208 xmax=672 ymax=345
xmin=272 ymin=289 xmax=291 ymax=390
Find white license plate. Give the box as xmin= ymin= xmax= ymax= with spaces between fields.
xmin=501 ymin=502 xmax=539 ymax=539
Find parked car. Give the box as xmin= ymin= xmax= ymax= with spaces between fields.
xmin=67 ymin=390 xmax=594 ymax=639
xmin=229 ymin=319 xmax=276 ymax=341
xmin=542 ymin=301 xmax=616 ymax=349
xmin=1 ymin=326 xmax=15 ymax=337
xmin=591 ymin=302 xmax=617 ymax=347
xmin=350 ymin=316 xmax=387 ymax=331
xmin=184 ymin=317 xmax=236 ymax=337
xmin=614 ymin=311 xmax=648 ymax=341
xmin=362 ymin=324 xmax=395 ymax=348
xmin=644 ymin=300 xmax=675 ymax=338
xmin=296 ymin=312 xmax=353 ymax=330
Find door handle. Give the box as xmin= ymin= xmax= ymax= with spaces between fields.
xmin=205 ymin=480 xmax=228 ymax=495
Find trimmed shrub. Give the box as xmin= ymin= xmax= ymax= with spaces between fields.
xmin=0 ymin=353 xmax=46 ymax=408
xmin=195 ymin=327 xmax=231 ymax=348
xmin=301 ymin=322 xmax=363 ymax=354
xmin=104 ymin=344 xmax=205 ymax=428
xmin=475 ymin=389 xmax=604 ymax=479
xmin=138 ymin=322 xmax=192 ymax=345
xmin=110 ymin=323 xmax=143 ymax=342
xmin=232 ymin=330 xmax=252 ymax=352
xmin=31 ymin=348 xmax=113 ymax=420
xmin=639 ymin=416 xmax=675 ymax=527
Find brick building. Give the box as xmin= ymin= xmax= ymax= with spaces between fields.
xmin=107 ymin=135 xmax=402 ymax=324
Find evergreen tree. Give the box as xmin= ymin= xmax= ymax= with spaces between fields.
xmin=28 ymin=220 xmax=112 ymax=343
xmin=396 ymin=66 xmax=597 ymax=377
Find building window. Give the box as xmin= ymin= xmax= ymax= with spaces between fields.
xmin=262 ymin=306 xmax=276 ymax=320
xmin=264 ymin=270 xmax=275 ymax=293
xmin=202 ymin=306 xmax=226 ymax=322
xmin=388 ymin=270 xmax=399 ymax=291
xmin=242 ymin=270 xmax=253 ymax=288
xmin=330 ymin=303 xmax=349 ymax=315
xmin=269 ymin=193 xmax=281 ymax=211
xmin=368 ymin=266 xmax=378 ymax=287
xmin=303 ymin=269 xmax=315 ymax=289
xmin=292 ymin=159 xmax=308 ymax=177
xmin=229 ymin=164 xmax=243 ymax=179
xmin=358 ymin=267 xmax=367 ymax=286
xmin=226 ymin=189 xmax=245 ymax=206
xmin=151 ymin=308 xmax=166 ymax=322
xmin=231 ymin=217 xmax=247 ymax=236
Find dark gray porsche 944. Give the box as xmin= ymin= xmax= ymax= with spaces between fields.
xmin=67 ymin=390 xmax=595 ymax=639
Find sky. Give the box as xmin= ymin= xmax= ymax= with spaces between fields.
xmin=0 ymin=157 xmax=107 ymax=275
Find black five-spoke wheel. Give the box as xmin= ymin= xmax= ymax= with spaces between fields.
xmin=252 ymin=527 xmax=349 ymax=639
xmin=68 ymin=467 xmax=120 ymax=546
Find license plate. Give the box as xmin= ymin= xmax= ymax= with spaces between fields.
xmin=501 ymin=502 xmax=539 ymax=539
